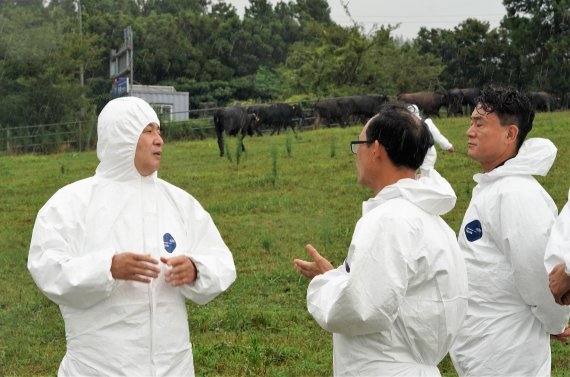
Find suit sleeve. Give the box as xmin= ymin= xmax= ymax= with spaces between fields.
xmin=307 ymin=218 xmax=409 ymax=336
xmin=179 ymin=198 xmax=236 ymax=305
xmin=27 ymin=193 xmax=116 ymax=309
xmin=425 ymin=119 xmax=452 ymax=151
xmin=498 ymin=190 xmax=570 ymax=334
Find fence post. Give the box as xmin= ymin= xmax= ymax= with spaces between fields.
xmin=6 ymin=127 xmax=9 ymax=153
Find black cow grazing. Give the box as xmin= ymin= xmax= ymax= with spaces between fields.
xmin=529 ymin=91 xmax=559 ymax=112
xmin=397 ymin=92 xmax=444 ymax=117
xmin=213 ymin=106 xmax=257 ymax=157
xmin=247 ymin=103 xmax=304 ymax=135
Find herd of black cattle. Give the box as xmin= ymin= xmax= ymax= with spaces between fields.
xmin=212 ymin=89 xmax=567 ymax=156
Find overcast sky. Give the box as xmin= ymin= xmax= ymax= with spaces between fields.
xmin=220 ymin=0 xmax=507 ymax=40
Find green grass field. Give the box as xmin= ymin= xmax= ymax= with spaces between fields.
xmin=2 ymin=112 xmax=570 ymax=376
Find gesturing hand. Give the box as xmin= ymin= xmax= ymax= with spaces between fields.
xmin=161 ymin=256 xmax=197 ymax=287
xmin=111 ymin=252 xmax=160 ymax=283
xmin=293 ymin=244 xmax=334 ymax=280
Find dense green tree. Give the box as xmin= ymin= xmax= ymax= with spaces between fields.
xmin=0 ymin=5 xmax=101 ymax=127
xmin=293 ymin=0 xmax=331 ymax=24
xmin=141 ymin=0 xmax=209 ymax=15
xmin=415 ymin=19 xmax=507 ymax=89
xmin=502 ymin=0 xmax=570 ymax=94
xmin=278 ymin=25 xmax=443 ymax=97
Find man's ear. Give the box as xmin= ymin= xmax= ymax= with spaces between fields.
xmin=372 ymin=140 xmax=385 ymax=159
xmin=505 ymin=125 xmax=519 ymax=145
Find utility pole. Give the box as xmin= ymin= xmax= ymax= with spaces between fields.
xmin=78 ymin=0 xmax=84 ymax=89
xmin=78 ymin=0 xmax=84 ymax=151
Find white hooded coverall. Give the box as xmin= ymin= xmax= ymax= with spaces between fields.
xmin=307 ymin=169 xmax=468 ymax=376
xmin=545 ymin=189 xmax=570 ymax=274
xmin=450 ymin=138 xmax=570 ymax=376
xmin=28 ymin=97 xmax=237 ymax=376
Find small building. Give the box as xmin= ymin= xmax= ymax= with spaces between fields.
xmin=130 ymin=84 xmax=189 ymax=122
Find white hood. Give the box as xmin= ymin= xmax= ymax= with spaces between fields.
xmin=474 ymin=138 xmax=556 ymax=184
xmin=95 ymin=96 xmax=160 ymax=181
xmin=363 ymin=169 xmax=457 ymax=216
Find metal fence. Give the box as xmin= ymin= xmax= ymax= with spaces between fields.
xmin=0 ymin=100 xmax=321 ymax=155
xmin=0 ymin=120 xmax=97 ymax=154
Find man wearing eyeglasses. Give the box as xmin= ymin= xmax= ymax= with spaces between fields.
xmin=294 ymin=102 xmax=468 ymax=376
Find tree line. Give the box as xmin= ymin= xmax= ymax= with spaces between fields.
xmin=0 ymin=0 xmax=568 ymax=130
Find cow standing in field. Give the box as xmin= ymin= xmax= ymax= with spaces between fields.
xmin=529 ymin=91 xmax=559 ymax=112
xmin=444 ymin=89 xmax=464 ymax=116
xmin=350 ymin=95 xmax=389 ymax=122
xmin=213 ymin=106 xmax=257 ymax=157
xmin=314 ymin=97 xmax=353 ymax=127
xmin=459 ymin=88 xmax=481 ymax=115
xmin=270 ymin=103 xmax=304 ymax=135
xmin=397 ymin=92 xmax=444 ymax=118
xmin=248 ymin=103 xmax=304 ymax=135
xmin=314 ymin=95 xmax=388 ymax=127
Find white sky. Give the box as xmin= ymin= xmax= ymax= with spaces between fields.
xmin=221 ymin=0 xmax=507 ymax=40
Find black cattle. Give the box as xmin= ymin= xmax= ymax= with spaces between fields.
xmin=246 ymin=104 xmax=270 ymax=136
xmin=314 ymin=97 xmax=353 ymax=127
xmin=350 ymin=95 xmax=389 ymax=122
xmin=459 ymin=88 xmax=481 ymax=114
xmin=314 ymin=95 xmax=388 ymax=127
xmin=562 ymin=92 xmax=570 ymax=110
xmin=444 ymin=89 xmax=464 ymax=116
xmin=213 ymin=106 xmax=257 ymax=157
xmin=271 ymin=103 xmax=305 ymax=135
xmin=529 ymin=91 xmax=559 ymax=112
xmin=397 ymin=92 xmax=444 ymax=117
xmin=247 ymin=103 xmax=303 ymax=135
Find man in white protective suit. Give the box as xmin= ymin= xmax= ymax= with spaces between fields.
xmin=450 ymin=87 xmax=570 ymax=376
xmin=293 ymin=102 xmax=468 ymax=377
xmin=407 ymin=104 xmax=455 ymax=174
xmin=546 ymin=191 xmax=570 ymax=305
xmin=28 ymin=96 xmax=236 ymax=376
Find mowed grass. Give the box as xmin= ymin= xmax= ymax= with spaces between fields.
xmin=1 ymin=111 xmax=570 ymax=376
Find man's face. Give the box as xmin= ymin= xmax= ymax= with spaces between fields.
xmin=356 ymin=122 xmax=374 ymax=187
xmin=134 ymin=123 xmax=163 ymax=176
xmin=467 ymin=105 xmax=512 ymax=171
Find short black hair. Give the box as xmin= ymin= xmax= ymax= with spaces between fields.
xmin=365 ymin=102 xmax=434 ymax=170
xmin=476 ymin=86 xmax=535 ymax=149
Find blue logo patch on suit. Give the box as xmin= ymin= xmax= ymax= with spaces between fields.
xmin=163 ymin=233 xmax=177 ymax=253
xmin=464 ymin=220 xmax=483 ymax=242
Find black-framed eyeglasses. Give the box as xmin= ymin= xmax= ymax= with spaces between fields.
xmin=350 ymin=140 xmax=372 ymax=154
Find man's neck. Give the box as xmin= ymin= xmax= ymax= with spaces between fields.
xmin=482 ymin=149 xmax=518 ymax=173
xmin=372 ymin=168 xmax=416 ymax=196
